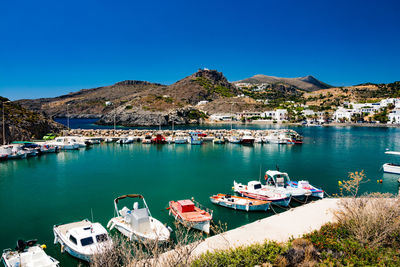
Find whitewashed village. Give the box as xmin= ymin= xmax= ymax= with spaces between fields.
xmin=200 ymin=82 xmax=400 ymax=125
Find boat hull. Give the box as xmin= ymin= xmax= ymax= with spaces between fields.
xmin=383 ymin=163 xmax=400 ymax=174
xmin=237 ymin=191 xmax=291 ymax=207
xmin=210 ymin=198 xmax=269 ymax=211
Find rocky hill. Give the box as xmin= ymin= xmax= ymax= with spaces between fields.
xmin=235 ymin=74 xmax=332 ymax=92
xmin=16 ymin=69 xmax=243 ymax=126
xmin=0 ymin=96 xmax=64 ymax=143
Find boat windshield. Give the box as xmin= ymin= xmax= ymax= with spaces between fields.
xmin=96 ymin=234 xmax=108 ymax=243
xmin=80 ymin=237 xmax=94 ymax=246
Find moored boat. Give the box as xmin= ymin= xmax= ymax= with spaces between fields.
xmin=210 ymin=194 xmax=270 ymax=211
xmin=53 ymin=219 xmax=112 ymax=262
xmin=383 ymin=151 xmax=400 ymax=175
xmin=189 ymin=132 xmax=203 ymax=145
xmin=174 ymin=133 xmax=188 ymax=144
xmin=2 ymin=239 xmax=59 ymax=267
xmin=233 ymin=181 xmax=292 ymax=207
xmin=168 ymin=199 xmax=212 ymax=234
xmin=264 ymin=170 xmax=312 ymax=200
xmin=47 ymin=137 xmax=79 ymax=150
xmin=240 ymin=131 xmax=255 ymax=145
xmin=107 ymin=194 xmax=170 ymax=242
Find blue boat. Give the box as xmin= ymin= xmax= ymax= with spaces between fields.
xmin=189 ymin=132 xmax=203 ymax=145
xmin=210 ymin=194 xmax=270 ymax=211
xmin=287 ymin=181 xmax=324 ymax=199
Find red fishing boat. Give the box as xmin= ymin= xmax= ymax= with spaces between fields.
xmin=168 ymin=199 xmax=213 ymax=234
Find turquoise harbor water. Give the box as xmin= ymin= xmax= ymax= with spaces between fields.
xmin=1 ymin=122 xmax=400 ymax=266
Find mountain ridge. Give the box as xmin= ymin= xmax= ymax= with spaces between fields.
xmin=235 ymin=74 xmax=332 ymax=92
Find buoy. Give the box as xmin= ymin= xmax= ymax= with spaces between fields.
xmin=40 ymin=244 xmax=47 ymax=250
xmin=380 ymin=179 xmax=383 ymax=183
xmin=338 ymin=181 xmax=342 ymax=185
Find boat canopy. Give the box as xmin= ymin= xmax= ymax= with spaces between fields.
xmin=114 ymin=194 xmax=144 ymax=204
xmin=385 ymin=151 xmax=400 ymax=156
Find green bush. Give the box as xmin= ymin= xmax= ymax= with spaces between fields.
xmin=192 ymin=241 xmax=285 ymax=267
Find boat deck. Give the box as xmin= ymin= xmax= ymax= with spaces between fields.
xmin=170 ymin=202 xmax=212 ymax=222
xmin=55 ymin=220 xmax=91 ymax=235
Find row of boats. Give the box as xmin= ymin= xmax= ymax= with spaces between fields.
xmin=0 ymin=130 xmax=303 ymax=161
xmin=109 ymin=130 xmax=303 ymax=145
xmin=2 ymin=169 xmax=323 ymax=267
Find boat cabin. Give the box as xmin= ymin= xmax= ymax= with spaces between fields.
xmin=248 ymin=181 xmax=263 ymax=191
xmin=265 ymin=171 xmax=290 ymax=187
xmin=119 ymin=203 xmax=151 ymax=233
xmin=176 ymin=200 xmax=195 ymax=213
xmin=65 ymin=223 xmax=109 ymax=250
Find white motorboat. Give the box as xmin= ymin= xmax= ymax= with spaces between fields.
xmin=104 ymin=138 xmax=114 ymax=143
xmin=166 ymin=136 xmax=175 ymax=144
xmin=383 ymin=151 xmax=400 ymax=174
xmin=107 ymin=194 xmax=170 ymax=242
xmin=174 ymin=133 xmax=188 ymax=144
xmin=70 ymin=136 xmax=89 ymax=148
xmin=0 ymin=145 xmax=27 ymax=159
xmin=2 ymin=239 xmax=59 ymax=267
xmin=227 ymin=135 xmax=241 ymax=144
xmin=263 ymin=132 xmax=287 ymax=144
xmin=47 ymin=137 xmax=80 ymax=150
xmin=142 ymin=135 xmax=152 ymax=144
xmin=53 ymin=219 xmax=112 ymax=262
xmin=240 ymin=131 xmax=255 ymax=145
xmin=233 ymin=180 xmax=292 ymax=207
xmin=264 ymin=170 xmax=312 ymax=200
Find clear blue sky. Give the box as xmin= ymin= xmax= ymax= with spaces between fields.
xmin=1 ymin=0 xmax=399 ymax=100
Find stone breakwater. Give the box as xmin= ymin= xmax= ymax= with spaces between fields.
xmin=66 ymin=128 xmax=300 ymax=138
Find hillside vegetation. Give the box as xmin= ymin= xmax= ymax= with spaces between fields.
xmin=0 ymin=96 xmax=64 ymax=143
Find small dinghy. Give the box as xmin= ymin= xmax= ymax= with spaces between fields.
xmin=233 ymin=181 xmax=292 ymax=207
xmin=287 ymin=180 xmax=324 ymax=199
xmin=2 ymin=239 xmax=59 ymax=267
xmin=210 ymin=194 xmax=270 ymax=212
xmin=168 ymin=199 xmax=213 ymax=234
xmin=107 ymin=194 xmax=170 ymax=242
xmin=53 ymin=219 xmax=112 ymax=262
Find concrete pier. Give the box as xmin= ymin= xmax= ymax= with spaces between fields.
xmin=158 ymin=198 xmax=340 ymax=265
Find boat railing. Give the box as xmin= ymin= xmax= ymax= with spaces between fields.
xmin=191 ymin=198 xmax=213 ymax=216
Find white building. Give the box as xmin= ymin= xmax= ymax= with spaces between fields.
xmin=388 ymin=109 xmax=400 ymax=124
xmin=196 ymin=100 xmax=209 ymax=106
xmin=333 ymin=108 xmax=354 ymax=122
xmin=209 ymin=114 xmax=233 ymax=121
xmin=303 ymin=109 xmax=315 ymax=117
xmin=261 ymin=109 xmax=288 ymax=121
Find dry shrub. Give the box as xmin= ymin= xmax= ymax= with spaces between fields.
xmin=335 ymin=194 xmax=400 ymax=247
xmin=338 ymin=170 xmax=369 ymax=197
xmin=276 ymin=238 xmax=318 ymax=267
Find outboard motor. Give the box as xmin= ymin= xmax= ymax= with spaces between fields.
xmin=16 ymin=240 xmax=26 ymax=252
xmin=133 ymin=202 xmax=139 ymax=210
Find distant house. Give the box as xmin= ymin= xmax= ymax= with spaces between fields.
xmin=196 ymin=100 xmax=209 ymax=106
xmin=261 ymin=109 xmax=288 ymax=121
xmin=388 ymin=109 xmax=400 ymax=124
xmin=209 ymin=114 xmax=233 ymax=121
xmin=333 ymin=108 xmax=354 ymax=122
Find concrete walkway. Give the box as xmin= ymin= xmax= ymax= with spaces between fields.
xmin=192 ymin=198 xmax=340 ymax=257
xmin=155 ymin=198 xmax=341 ymax=265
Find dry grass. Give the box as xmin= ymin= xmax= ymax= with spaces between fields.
xmin=90 ymin=222 xmax=221 ymax=267
xmin=276 ymin=238 xmax=319 ymax=267
xmin=335 ymin=195 xmax=400 ymax=247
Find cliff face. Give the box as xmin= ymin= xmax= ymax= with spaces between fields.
xmin=0 ymin=97 xmax=64 ymax=143
xmin=97 ymin=106 xmax=206 ymax=126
